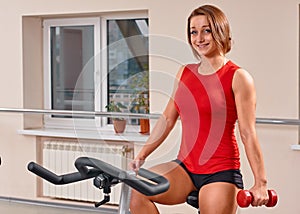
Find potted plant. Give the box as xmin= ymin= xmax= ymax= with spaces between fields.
xmin=105 ymin=100 xmax=127 ymax=133
xmin=128 ymin=71 xmax=150 ymax=134
xmin=130 ymin=92 xmax=150 ymax=134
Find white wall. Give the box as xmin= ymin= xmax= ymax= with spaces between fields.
xmin=0 ymin=0 xmax=299 ymax=213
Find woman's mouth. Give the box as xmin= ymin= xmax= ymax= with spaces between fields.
xmin=197 ymin=43 xmax=209 ymax=49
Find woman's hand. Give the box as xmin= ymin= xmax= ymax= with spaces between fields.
xmin=249 ymin=184 xmax=269 ymax=206
xmin=129 ymin=157 xmax=145 ymax=173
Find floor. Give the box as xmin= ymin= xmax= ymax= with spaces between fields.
xmin=0 ymin=198 xmax=117 ymax=214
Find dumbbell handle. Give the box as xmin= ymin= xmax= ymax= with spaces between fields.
xmin=237 ymin=189 xmax=278 ymax=208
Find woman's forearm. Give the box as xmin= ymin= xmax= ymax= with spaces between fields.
xmin=136 ymin=114 xmax=176 ymax=160
xmin=241 ymin=131 xmax=267 ymax=186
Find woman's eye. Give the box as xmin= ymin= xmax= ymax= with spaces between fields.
xmin=203 ymin=29 xmax=212 ymax=34
xmin=190 ymin=30 xmax=197 ymax=35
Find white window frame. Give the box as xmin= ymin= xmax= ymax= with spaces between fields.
xmin=99 ymin=12 xmax=149 ymax=129
xmin=43 ymin=17 xmax=101 ymax=129
xmin=43 ymin=12 xmax=148 ymax=131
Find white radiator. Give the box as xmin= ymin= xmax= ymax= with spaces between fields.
xmin=42 ymin=140 xmax=133 ymax=204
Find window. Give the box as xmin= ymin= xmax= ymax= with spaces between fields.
xmin=43 ymin=14 xmax=149 ymax=129
xmin=106 ymin=18 xmax=149 ymax=125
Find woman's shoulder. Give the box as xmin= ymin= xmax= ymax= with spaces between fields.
xmin=232 ymin=67 xmax=255 ymax=91
xmin=234 ymin=68 xmax=253 ymax=81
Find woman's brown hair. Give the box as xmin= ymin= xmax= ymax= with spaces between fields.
xmin=187 ymin=5 xmax=232 ymax=58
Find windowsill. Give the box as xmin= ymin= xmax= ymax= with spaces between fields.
xmin=18 ymin=127 xmax=149 ymax=143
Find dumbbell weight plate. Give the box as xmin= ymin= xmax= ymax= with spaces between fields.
xmin=266 ymin=189 xmax=278 ymax=207
xmin=237 ymin=190 xmax=252 ymax=208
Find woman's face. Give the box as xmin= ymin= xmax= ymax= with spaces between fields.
xmin=189 ymin=15 xmax=220 ymax=58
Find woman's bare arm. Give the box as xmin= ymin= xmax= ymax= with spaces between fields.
xmin=233 ymin=68 xmax=269 ymax=206
xmin=130 ymin=66 xmax=185 ymax=171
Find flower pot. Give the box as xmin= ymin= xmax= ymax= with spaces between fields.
xmin=140 ymin=118 xmax=150 ymax=134
xmin=113 ymin=120 xmax=126 ymax=133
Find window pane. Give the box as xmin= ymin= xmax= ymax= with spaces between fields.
xmin=107 ymin=19 xmax=149 ymax=124
xmin=50 ymin=25 xmax=94 ymax=116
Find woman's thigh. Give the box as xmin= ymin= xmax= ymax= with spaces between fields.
xmin=141 ymin=161 xmax=196 ymax=205
xmin=199 ymin=182 xmax=239 ymax=214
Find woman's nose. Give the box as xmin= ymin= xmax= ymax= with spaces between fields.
xmin=196 ymin=32 xmax=205 ymax=42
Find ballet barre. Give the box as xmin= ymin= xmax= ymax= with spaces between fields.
xmin=0 ymin=107 xmax=299 ymax=126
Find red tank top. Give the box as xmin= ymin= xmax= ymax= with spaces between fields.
xmin=174 ymin=61 xmax=240 ymax=174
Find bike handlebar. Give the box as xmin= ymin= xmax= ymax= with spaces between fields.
xmin=74 ymin=157 xmax=170 ymax=196
xmin=27 ymin=162 xmax=100 ymax=184
xmin=27 ymin=157 xmax=169 ymax=196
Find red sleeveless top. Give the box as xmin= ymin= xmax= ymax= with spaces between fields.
xmin=174 ymin=61 xmax=240 ymax=174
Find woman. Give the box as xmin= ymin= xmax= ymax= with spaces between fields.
xmin=129 ymin=4 xmax=269 ymax=214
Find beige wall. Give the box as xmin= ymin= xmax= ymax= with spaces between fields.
xmin=0 ymin=0 xmax=299 ymax=213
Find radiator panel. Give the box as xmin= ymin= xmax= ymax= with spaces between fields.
xmin=41 ymin=140 xmax=132 ymax=204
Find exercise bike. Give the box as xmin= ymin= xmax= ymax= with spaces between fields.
xmin=27 ymin=157 xmax=170 ymax=214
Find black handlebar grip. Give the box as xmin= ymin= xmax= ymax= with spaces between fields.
xmin=27 ymin=162 xmax=63 ymax=184
xmin=27 ymin=162 xmax=100 ymax=185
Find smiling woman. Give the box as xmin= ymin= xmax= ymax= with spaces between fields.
xmin=129 ymin=4 xmax=269 ymax=214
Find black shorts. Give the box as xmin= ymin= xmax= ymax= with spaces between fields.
xmin=173 ymin=159 xmax=244 ymax=190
